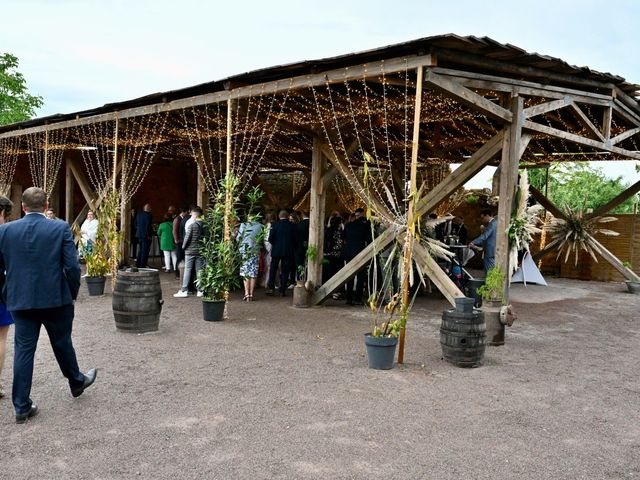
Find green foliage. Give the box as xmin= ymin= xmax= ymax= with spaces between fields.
xmin=466 ymin=194 xmax=479 ymax=205
xmin=527 ymin=164 xmax=638 ymax=214
xmin=477 ymin=266 xmax=505 ymax=303
xmin=198 ymin=176 xmax=264 ymax=301
xmin=0 ymin=53 xmax=43 ymax=126
xmin=85 ymin=190 xmax=122 ymax=279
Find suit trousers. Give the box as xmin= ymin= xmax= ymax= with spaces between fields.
xmin=344 ymin=255 xmax=367 ymax=303
xmin=268 ymin=255 xmax=292 ymax=294
xmin=12 ymin=304 xmax=85 ymax=415
xmin=136 ymin=237 xmax=151 ymax=268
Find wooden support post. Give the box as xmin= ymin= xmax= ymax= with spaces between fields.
xmin=603 ymin=105 xmax=613 ymax=141
xmin=411 ymin=242 xmax=464 ymax=305
xmin=529 ymin=185 xmax=567 ymax=220
xmin=586 ymin=179 xmax=640 ymax=219
xmin=120 ymin=198 xmax=131 ymax=264
xmin=307 ymin=137 xmax=327 ymax=287
xmin=196 ymin=166 xmax=207 ymax=208
xmin=223 ymin=98 xmax=233 ymax=319
xmin=495 ymin=95 xmax=524 ymax=302
xmin=591 ymin=237 xmax=640 ymax=282
xmin=398 ymin=65 xmax=424 ymax=365
xmin=65 ymin=158 xmax=74 ymax=223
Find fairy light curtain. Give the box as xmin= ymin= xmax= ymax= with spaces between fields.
xmin=74 ymin=120 xmax=116 ymax=198
xmin=181 ymin=102 xmax=227 ymax=197
xmin=0 ymin=136 xmax=21 ymax=196
xmin=331 ymin=174 xmax=365 ymax=212
xmin=118 ymin=112 xmax=169 ymax=203
xmin=181 ymin=82 xmax=292 ymax=197
xmin=25 ymin=129 xmax=68 ymax=197
xmin=308 ymin=65 xmax=498 ymax=227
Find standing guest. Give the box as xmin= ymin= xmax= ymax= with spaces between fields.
xmin=326 ymin=210 xmax=340 ymax=228
xmin=167 ymin=205 xmax=176 ymax=219
xmin=180 ymin=205 xmax=197 ymax=293
xmin=468 ymin=209 xmax=497 ymax=274
xmin=157 ymin=214 xmax=177 ymax=272
xmin=342 ymin=208 xmax=372 ymax=305
xmin=323 ymin=215 xmax=345 ymax=285
xmin=135 ymin=203 xmax=153 ymax=268
xmin=173 ymin=206 xmax=189 ymax=280
xmin=0 ymin=187 xmax=96 ymax=424
xmin=79 ymin=210 xmax=99 ymax=258
xmin=260 ymin=212 xmax=274 ymax=289
xmin=295 ymin=211 xmax=310 ymax=280
xmin=174 ymin=206 xmax=204 ymax=298
xmin=130 ymin=207 xmax=138 ymax=260
xmin=266 ymin=210 xmax=296 ymax=297
xmin=451 ymin=216 xmax=468 ymax=244
xmin=0 ymin=196 xmax=14 ymax=399
xmin=45 ymin=208 xmax=56 ymax=220
xmin=237 ymin=213 xmax=263 ymax=301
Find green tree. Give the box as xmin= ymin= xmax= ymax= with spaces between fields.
xmin=526 ymin=163 xmax=638 ymax=214
xmin=0 ymin=53 xmax=43 ymax=126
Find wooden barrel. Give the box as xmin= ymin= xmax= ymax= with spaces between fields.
xmin=112 ymin=268 xmax=163 ymax=333
xmin=440 ymin=309 xmax=486 ymax=368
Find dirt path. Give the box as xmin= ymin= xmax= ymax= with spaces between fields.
xmin=1 ymin=275 xmax=638 ymax=479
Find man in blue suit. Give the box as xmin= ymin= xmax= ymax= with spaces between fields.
xmin=469 ymin=209 xmax=497 ymax=274
xmin=135 ymin=203 xmax=153 ymax=268
xmin=0 ymin=187 xmax=96 ymax=424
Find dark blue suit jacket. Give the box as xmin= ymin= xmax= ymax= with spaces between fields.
xmin=135 ymin=211 xmax=152 ymax=239
xmin=0 ymin=213 xmax=81 ymax=311
xmin=268 ymin=219 xmax=296 ymax=258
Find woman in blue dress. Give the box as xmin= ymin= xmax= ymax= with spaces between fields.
xmin=237 ymin=214 xmax=263 ymax=302
xmin=0 ymin=196 xmax=14 ymax=398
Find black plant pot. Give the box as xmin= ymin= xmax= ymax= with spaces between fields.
xmin=363 ymin=333 xmax=398 ymax=370
xmin=203 ymin=299 xmax=225 ymax=322
xmin=86 ymin=276 xmax=106 ymax=296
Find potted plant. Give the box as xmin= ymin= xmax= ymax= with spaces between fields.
xmin=364 ymin=292 xmax=403 ymax=370
xmin=198 ymin=175 xmax=263 ymax=321
xmin=293 ymin=246 xmax=317 ymax=308
xmin=84 ymin=229 xmax=109 ymax=296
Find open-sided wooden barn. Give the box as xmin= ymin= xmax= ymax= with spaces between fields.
xmin=1 ymin=33 xmax=639 ymax=309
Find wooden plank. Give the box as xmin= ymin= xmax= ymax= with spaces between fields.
xmin=398 ymin=65 xmax=424 ymax=364
xmin=611 ymin=127 xmax=640 ymax=145
xmin=307 ymin=137 xmax=327 ymax=287
xmin=411 ymin=241 xmax=464 ymax=306
xmin=311 ymin=227 xmax=396 ymax=305
xmin=495 ymin=96 xmax=524 ymax=301
xmin=415 ymin=131 xmax=505 ymax=216
xmin=0 ymin=54 xmax=436 ymax=140
xmin=68 ymin=158 xmax=97 ymax=210
xmin=529 ymin=185 xmax=566 ymax=219
xmin=424 ymin=70 xmax=512 ymax=123
xmin=64 ymin=159 xmax=73 ymax=223
xmin=571 ymin=104 xmax=606 ymax=141
xmin=433 ymin=47 xmax=616 ymax=91
xmin=590 ymin=237 xmax=640 ymax=282
xmin=431 ymin=67 xmax=613 ymax=103
xmin=602 ymin=105 xmax=613 ymax=141
xmin=614 ymin=86 xmax=640 ymax=113
xmin=612 ymin=102 xmax=640 ymax=128
xmin=523 ymin=97 xmax=572 ymax=119
xmin=587 ymin=179 xmax=640 ymax=219
xmin=523 ymin=120 xmax=640 ymax=160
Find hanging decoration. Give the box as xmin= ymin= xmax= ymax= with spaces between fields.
xmin=26 ymin=129 xmax=68 ymax=197
xmin=0 ymin=136 xmax=21 ymax=196
xmin=75 ymin=120 xmax=116 ymax=198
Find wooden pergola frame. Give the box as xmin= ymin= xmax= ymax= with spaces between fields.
xmin=2 ymin=35 xmax=640 ymax=313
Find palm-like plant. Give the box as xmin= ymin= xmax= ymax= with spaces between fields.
xmin=544 ymin=205 xmax=619 ymax=265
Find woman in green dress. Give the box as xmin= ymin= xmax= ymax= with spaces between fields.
xmin=157 ymin=214 xmax=177 ymax=272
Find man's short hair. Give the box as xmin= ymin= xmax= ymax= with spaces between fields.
xmin=480 ymin=209 xmax=493 ymax=217
xmin=191 ymin=206 xmax=203 ymax=216
xmin=0 ymin=196 xmax=13 ymax=216
xmin=278 ymin=209 xmax=288 ymax=219
xmin=180 ymin=206 xmax=189 ymax=213
xmin=22 ymin=187 xmax=47 ymax=211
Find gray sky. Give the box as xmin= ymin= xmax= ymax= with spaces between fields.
xmin=2 ymin=0 xmax=638 ymax=186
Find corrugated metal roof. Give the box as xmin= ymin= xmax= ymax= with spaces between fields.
xmin=1 ymin=33 xmax=638 ymax=133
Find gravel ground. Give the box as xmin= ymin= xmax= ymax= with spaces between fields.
xmin=0 ymin=273 xmax=639 ymax=480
